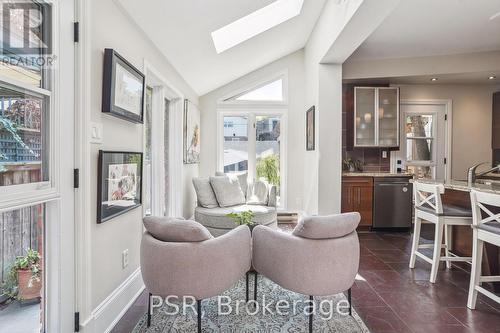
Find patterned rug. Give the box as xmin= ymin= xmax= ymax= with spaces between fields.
xmin=133 ymin=277 xmax=369 ymax=333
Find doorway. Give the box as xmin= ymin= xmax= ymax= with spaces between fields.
xmin=394 ymin=100 xmax=451 ymax=181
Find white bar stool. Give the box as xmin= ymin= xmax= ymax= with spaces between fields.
xmin=467 ymin=189 xmax=500 ymax=309
xmin=409 ymin=181 xmax=473 ymax=283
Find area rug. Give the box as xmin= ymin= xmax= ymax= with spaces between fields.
xmin=133 ymin=277 xmax=370 ymax=333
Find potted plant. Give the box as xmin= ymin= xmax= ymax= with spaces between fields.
xmin=343 ymin=158 xmax=362 ymax=172
xmin=226 ymin=210 xmax=256 ymax=232
xmin=3 ymin=249 xmax=42 ymax=301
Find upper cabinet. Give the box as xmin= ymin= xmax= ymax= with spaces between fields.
xmin=354 ymin=87 xmax=400 ymax=148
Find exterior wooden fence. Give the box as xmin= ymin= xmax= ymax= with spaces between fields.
xmin=0 ymin=205 xmax=41 ymax=285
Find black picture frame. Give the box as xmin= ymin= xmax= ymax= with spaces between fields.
xmin=97 ymin=150 xmax=143 ymax=223
xmin=102 ymin=48 xmax=145 ymax=123
xmin=306 ymin=106 xmax=315 ymax=151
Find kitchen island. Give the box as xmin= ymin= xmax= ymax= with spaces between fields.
xmin=416 ymin=179 xmax=500 ymax=289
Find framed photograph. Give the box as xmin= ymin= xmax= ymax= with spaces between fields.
xmin=97 ymin=150 xmax=143 ymax=223
xmin=184 ymin=99 xmax=201 ymax=164
xmin=306 ymin=106 xmax=315 ymax=151
xmin=102 ymin=48 xmax=145 ymax=123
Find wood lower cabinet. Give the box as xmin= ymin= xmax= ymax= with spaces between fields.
xmin=341 ymin=177 xmax=373 ymax=228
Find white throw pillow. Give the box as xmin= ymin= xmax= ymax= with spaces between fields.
xmin=215 ymin=171 xmax=249 ymax=198
xmin=210 ymin=176 xmax=246 ymax=207
xmin=247 ymin=179 xmax=269 ymax=205
xmin=192 ymin=177 xmax=219 ymax=208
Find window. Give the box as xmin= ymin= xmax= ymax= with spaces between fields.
xmin=224 ymin=78 xmax=284 ymax=103
xmin=211 ymin=0 xmax=304 ymax=53
xmin=220 ymin=113 xmax=285 ymax=206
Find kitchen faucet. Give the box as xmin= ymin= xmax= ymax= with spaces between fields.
xmin=467 ymin=162 xmax=500 ymax=185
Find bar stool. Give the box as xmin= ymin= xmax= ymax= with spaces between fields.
xmin=409 ymin=182 xmax=473 ymax=283
xmin=467 ymin=189 xmax=500 ymax=309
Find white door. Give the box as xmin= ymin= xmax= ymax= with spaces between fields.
xmin=398 ymin=102 xmax=448 ymax=181
xmin=0 ymin=1 xmax=75 ymax=332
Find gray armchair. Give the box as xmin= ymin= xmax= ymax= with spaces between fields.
xmin=140 ymin=217 xmax=251 ymax=332
xmin=252 ymin=213 xmax=361 ymax=333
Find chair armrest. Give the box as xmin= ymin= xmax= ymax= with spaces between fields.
xmin=268 ymin=185 xmax=277 ymax=207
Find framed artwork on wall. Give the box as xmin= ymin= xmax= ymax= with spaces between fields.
xmin=306 ymin=106 xmax=315 ymax=151
xmin=184 ymin=99 xmax=201 ymax=164
xmin=102 ymin=48 xmax=145 ymax=123
xmin=97 ymin=150 xmax=143 ymax=223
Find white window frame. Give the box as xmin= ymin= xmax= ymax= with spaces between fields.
xmin=0 ymin=68 xmax=59 ymax=210
xmin=219 ymin=70 xmax=288 ymax=106
xmin=217 ymin=109 xmax=288 ymax=209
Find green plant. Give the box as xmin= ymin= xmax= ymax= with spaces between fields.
xmin=1 ymin=249 xmax=41 ymax=299
xmin=226 ymin=210 xmax=255 ymax=226
xmin=256 ymin=155 xmax=280 ymax=186
xmin=343 ymin=158 xmax=362 ymax=172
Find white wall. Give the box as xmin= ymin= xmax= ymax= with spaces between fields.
xmin=89 ymin=0 xmax=198 ymax=312
xmin=199 ymin=50 xmax=307 ymax=212
xmin=395 ymin=84 xmax=500 ymax=180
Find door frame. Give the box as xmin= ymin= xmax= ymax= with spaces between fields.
xmin=391 ymin=99 xmax=452 ymax=182
xmin=143 ymin=60 xmax=184 ymax=218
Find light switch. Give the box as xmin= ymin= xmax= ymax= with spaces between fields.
xmin=90 ymin=122 xmax=103 ymax=144
xmin=382 ymin=150 xmax=388 ymax=159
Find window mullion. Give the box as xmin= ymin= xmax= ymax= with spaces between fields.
xmin=248 ymin=113 xmax=257 ymax=181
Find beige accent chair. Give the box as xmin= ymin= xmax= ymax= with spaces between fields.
xmin=140 ymin=217 xmax=251 ymax=332
xmin=252 ymin=213 xmax=361 ymax=333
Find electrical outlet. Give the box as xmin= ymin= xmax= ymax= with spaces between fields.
xmin=382 ymin=150 xmax=388 ymax=159
xmin=122 ymin=249 xmax=129 ymax=269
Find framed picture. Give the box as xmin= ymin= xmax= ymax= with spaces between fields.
xmin=97 ymin=150 xmax=143 ymax=223
xmin=184 ymin=99 xmax=201 ymax=164
xmin=306 ymin=106 xmax=315 ymax=151
xmin=102 ymin=48 xmax=145 ymax=123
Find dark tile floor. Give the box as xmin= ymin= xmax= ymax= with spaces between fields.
xmin=111 ymin=230 xmax=500 ymax=333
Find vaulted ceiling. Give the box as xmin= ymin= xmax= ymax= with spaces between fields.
xmin=117 ymin=0 xmax=327 ymax=95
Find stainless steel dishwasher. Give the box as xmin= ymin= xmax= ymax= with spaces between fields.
xmin=373 ymin=177 xmax=413 ymax=229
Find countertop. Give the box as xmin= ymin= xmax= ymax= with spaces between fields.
xmin=413 ymin=179 xmax=500 ymax=195
xmin=342 ymin=172 xmax=413 ymax=178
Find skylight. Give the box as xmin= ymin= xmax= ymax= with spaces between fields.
xmin=211 ymin=0 xmax=304 ymax=54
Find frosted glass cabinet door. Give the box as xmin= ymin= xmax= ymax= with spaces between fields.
xmin=378 ymin=88 xmax=399 ymax=147
xmin=354 ymin=87 xmax=376 ymax=146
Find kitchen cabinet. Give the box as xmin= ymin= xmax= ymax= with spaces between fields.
xmin=354 ymin=87 xmax=399 ymax=148
xmin=341 ymin=176 xmax=373 ymax=228
xmin=493 ymin=92 xmax=500 ymax=149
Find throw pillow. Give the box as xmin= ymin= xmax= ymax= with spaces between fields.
xmin=292 ymin=212 xmax=360 ymax=239
xmin=247 ymin=179 xmax=269 ymax=205
xmin=143 ymin=216 xmax=212 ymax=242
xmin=210 ymin=176 xmax=246 ymax=207
xmin=192 ymin=177 xmax=219 ymax=208
xmin=215 ymin=171 xmax=249 ymax=198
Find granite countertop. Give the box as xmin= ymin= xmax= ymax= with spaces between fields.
xmin=342 ymin=172 xmax=413 ymax=177
xmin=412 ymin=179 xmax=500 ymax=195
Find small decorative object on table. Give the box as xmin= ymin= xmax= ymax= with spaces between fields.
xmin=343 ymin=158 xmax=362 ymax=172
xmin=226 ymin=210 xmax=258 ymax=302
xmin=3 ymin=248 xmax=42 ymax=301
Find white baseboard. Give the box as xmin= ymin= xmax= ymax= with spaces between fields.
xmin=81 ymin=268 xmax=145 ymax=333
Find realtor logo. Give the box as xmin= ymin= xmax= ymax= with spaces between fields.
xmin=2 ymin=1 xmax=52 ymax=55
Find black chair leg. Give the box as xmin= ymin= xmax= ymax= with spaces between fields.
xmin=348 ymin=288 xmax=352 ymax=316
xmin=197 ymin=299 xmax=202 ymax=333
xmin=246 ymin=272 xmax=249 ymax=302
xmin=253 ymin=272 xmax=258 ymax=302
xmin=147 ymin=293 xmax=152 ymax=327
xmin=309 ymin=295 xmax=314 ymax=333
